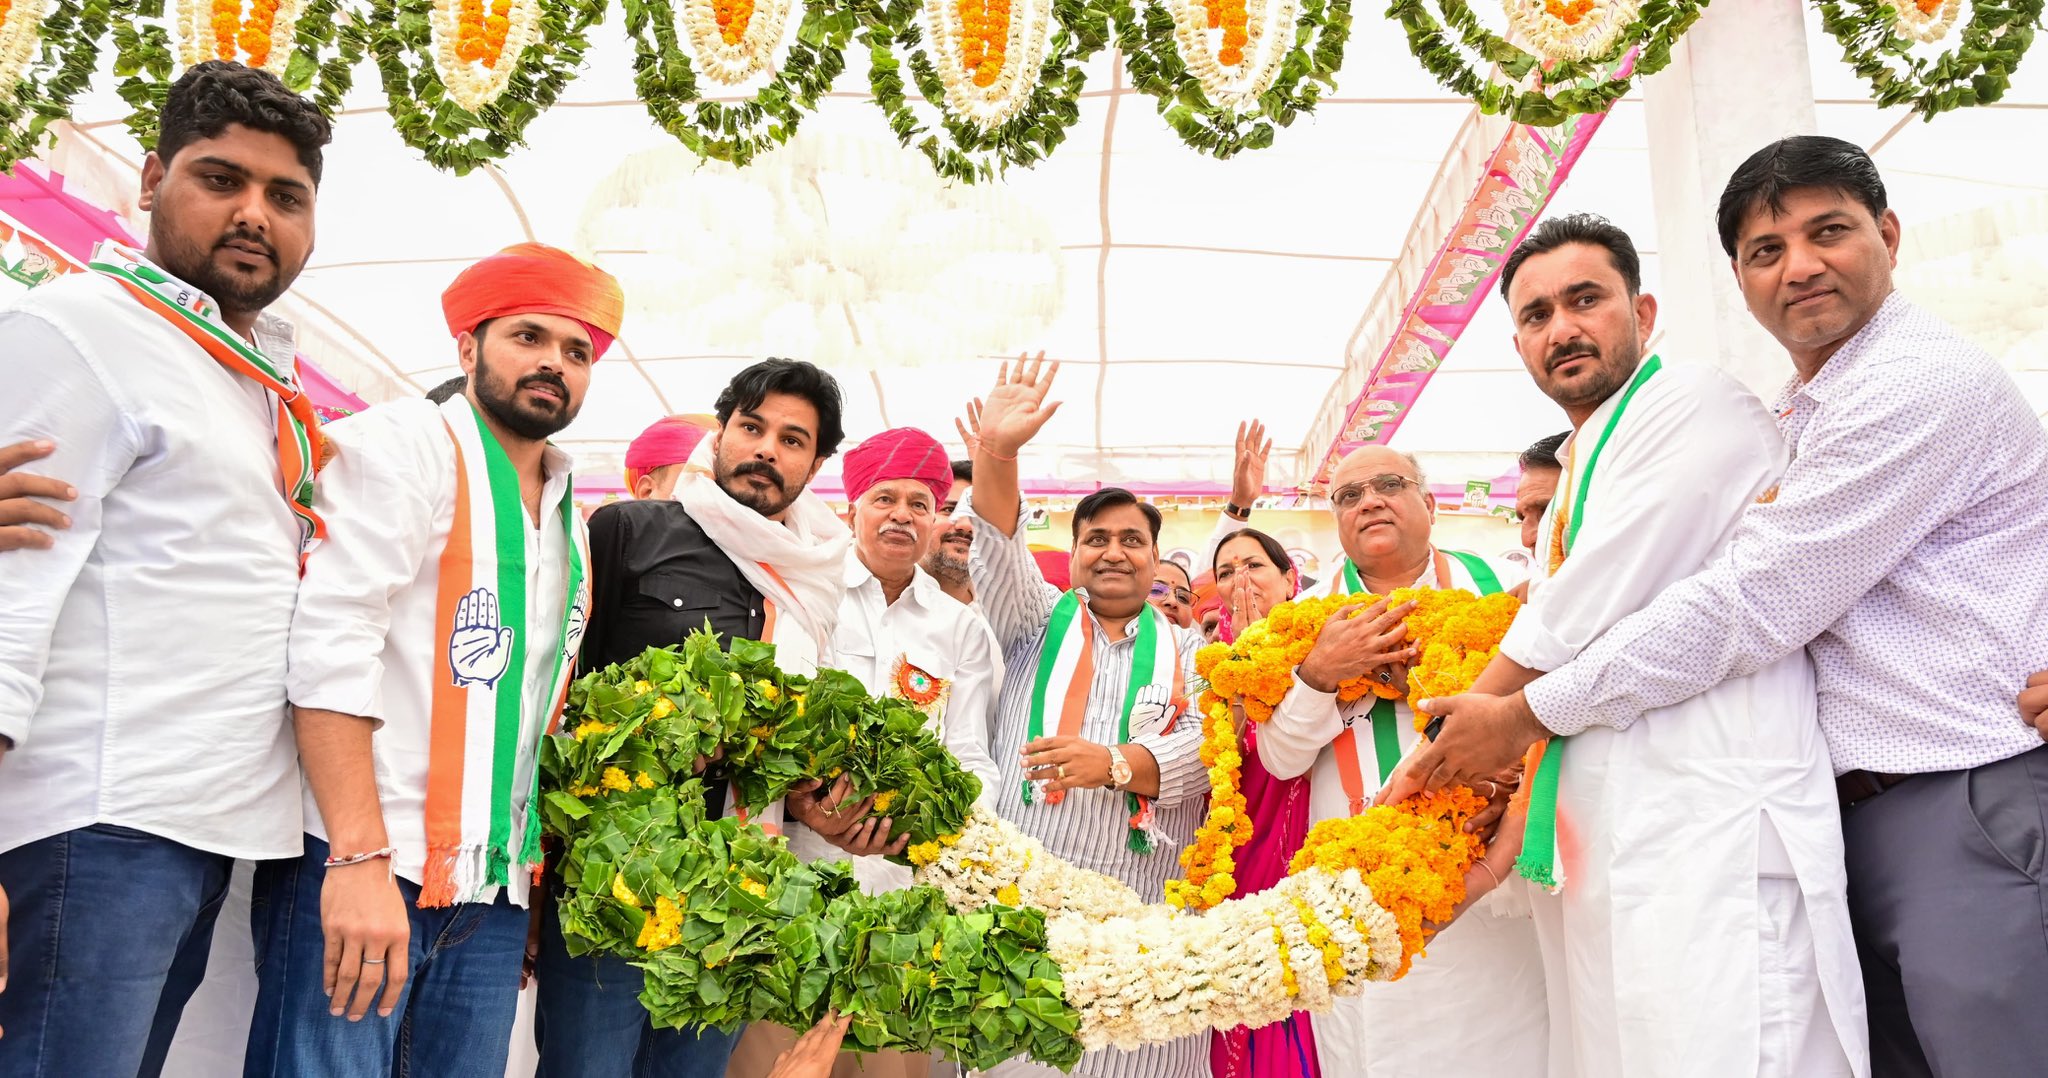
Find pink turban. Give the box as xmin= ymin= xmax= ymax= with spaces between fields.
xmin=623 ymin=414 xmax=716 ymax=491
xmin=843 ymin=427 xmax=952 ymax=504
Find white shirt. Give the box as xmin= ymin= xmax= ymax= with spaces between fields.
xmin=0 ymin=269 xmax=305 ymax=859
xmin=1528 ymin=295 xmax=2048 ymax=775
xmin=286 ymin=398 xmax=574 ymax=907
xmin=793 ymin=557 xmax=1005 ymax=891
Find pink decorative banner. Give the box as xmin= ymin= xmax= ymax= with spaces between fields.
xmin=1312 ymin=55 xmax=1637 ymax=486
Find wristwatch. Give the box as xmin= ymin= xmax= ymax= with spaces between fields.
xmin=1106 ymin=744 xmax=1133 ymax=789
xmin=1223 ymin=501 xmax=1252 ymax=521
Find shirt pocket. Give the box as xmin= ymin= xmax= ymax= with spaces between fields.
xmin=633 ymin=569 xmax=749 ymax=641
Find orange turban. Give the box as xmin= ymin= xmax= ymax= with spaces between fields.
xmin=441 ymin=243 xmax=626 ymax=359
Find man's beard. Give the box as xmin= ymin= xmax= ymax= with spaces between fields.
xmin=714 ymin=452 xmax=799 ymax=517
xmin=921 ymin=546 xmax=969 ymax=584
xmin=472 ymin=342 xmax=577 ymax=441
xmin=155 ymin=224 xmax=291 ymax=314
xmin=1540 ymin=332 xmax=1640 ymax=414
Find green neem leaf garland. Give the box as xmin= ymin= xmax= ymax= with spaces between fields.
xmin=353 ymin=0 xmax=607 ymax=174
xmin=1 ymin=0 xmax=117 ymax=170
xmin=854 ymin=0 xmax=1113 ymax=184
xmin=106 ymin=0 xmax=360 ymax=151
xmin=1388 ymin=0 xmax=1704 ymax=127
xmin=1114 ymin=0 xmax=1352 ymax=159
xmin=542 ymin=632 xmax=1083 ymax=1068
xmin=623 ymin=0 xmax=855 ymax=169
xmin=1815 ymin=0 xmax=2041 ymax=117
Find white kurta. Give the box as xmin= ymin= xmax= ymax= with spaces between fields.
xmin=1501 ymin=361 xmax=1865 ymax=1078
xmin=1261 ymin=550 xmax=1549 ymax=1077
xmin=781 ymin=558 xmax=1005 ymax=891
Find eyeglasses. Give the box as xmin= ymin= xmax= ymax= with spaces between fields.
xmin=1149 ymin=581 xmax=1196 ymax=606
xmin=1331 ymin=474 xmax=1421 ymax=510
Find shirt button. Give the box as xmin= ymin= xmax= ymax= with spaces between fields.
xmin=672 ymin=598 xmax=684 ymax=608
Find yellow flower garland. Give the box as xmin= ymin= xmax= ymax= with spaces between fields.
xmin=1166 ymin=586 xmax=1519 ymax=912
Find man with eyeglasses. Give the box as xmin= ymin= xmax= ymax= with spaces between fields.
xmin=1249 ymin=444 xmax=1546 ymax=1076
xmin=1147 ymin=560 xmax=1197 ymax=630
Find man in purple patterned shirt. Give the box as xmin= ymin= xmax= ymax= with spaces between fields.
xmin=1393 ymin=137 xmax=2048 ymax=1076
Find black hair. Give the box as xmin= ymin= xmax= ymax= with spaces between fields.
xmin=1716 ymin=135 xmax=1888 ymax=257
xmin=1071 ymin=488 xmax=1162 ymax=541
xmin=158 ymin=61 xmax=332 ymax=185
xmin=1500 ymin=213 xmax=1643 ymax=301
xmin=1213 ymin=527 xmax=1293 ymax=579
xmin=1156 ymin=558 xmax=1193 ymax=590
xmin=951 ymin=459 xmax=973 ymax=483
xmin=714 ymin=358 xmax=846 ymax=458
xmin=425 ymin=374 xmax=469 ymax=404
xmin=1519 ymin=431 xmax=1569 ymax=472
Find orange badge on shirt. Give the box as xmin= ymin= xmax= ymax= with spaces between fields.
xmin=891 ymin=655 xmax=949 ymax=711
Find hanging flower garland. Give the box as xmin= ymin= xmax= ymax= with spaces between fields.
xmin=108 ymin=0 xmax=362 ymax=152
xmin=545 ymin=632 xmax=1491 ymax=1066
xmin=352 ymin=0 xmax=604 ymax=173
xmin=1815 ymin=0 xmax=2043 ymax=117
xmin=624 ymin=0 xmax=852 ymax=169
xmin=0 ymin=0 xmax=114 ymax=170
xmin=1390 ymin=0 xmax=1701 ymax=126
xmin=0 ymin=0 xmax=54 ymax=92
xmin=1167 ymin=587 xmax=1519 ymax=912
xmin=856 ymin=0 xmax=1112 ymax=183
xmin=1115 ymin=0 xmax=1349 ymax=160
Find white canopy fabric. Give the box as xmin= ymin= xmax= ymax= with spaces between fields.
xmin=37 ymin=4 xmax=2048 ymax=496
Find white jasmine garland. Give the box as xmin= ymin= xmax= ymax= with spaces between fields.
xmin=680 ymin=0 xmax=794 ymax=85
xmin=0 ymin=0 xmax=51 ymax=89
xmin=915 ymin=808 xmax=1147 ymax=920
xmin=1891 ymin=0 xmax=1960 ymax=43
xmin=175 ymin=0 xmax=213 ymax=67
xmin=428 ymin=0 xmax=544 ymax=113
xmin=918 ymin=0 xmax=1053 ymax=130
xmin=1501 ymin=0 xmax=1642 ymax=63
xmin=1168 ymin=0 xmax=1297 ymax=108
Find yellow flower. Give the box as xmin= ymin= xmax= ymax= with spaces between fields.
xmin=634 ymin=771 xmax=655 ymax=789
xmin=931 ymin=940 xmax=943 ymax=960
xmin=612 ymin=871 xmax=641 ymax=906
xmin=573 ymin=719 xmax=614 ymax=742
xmin=937 ymin=833 xmax=960 ymax=846
xmin=906 ymin=841 xmax=941 ymax=866
xmin=794 ymin=695 xmax=806 ymax=716
xmin=995 ymin=883 xmax=1021 ymax=906
xmin=845 ymin=723 xmax=858 ymax=742
xmin=738 ymin=877 xmax=767 ymax=898
xmin=636 ymin=894 xmax=683 ymax=950
xmin=871 ymin=790 xmax=899 ymax=813
xmin=572 ymin=784 xmax=600 ymax=797
xmin=601 ymin=766 xmax=632 ymax=793
xmin=633 ymin=679 xmax=654 ymax=695
xmin=650 ymin=697 xmax=675 ymax=720
xmin=749 ymin=724 xmax=775 ymax=738
xmin=757 ymin=680 xmax=779 ymax=700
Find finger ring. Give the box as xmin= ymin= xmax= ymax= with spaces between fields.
xmin=362 ymin=957 xmax=386 ymax=965
xmin=1056 ymin=764 xmax=1067 ymax=780
xmin=1479 ymin=779 xmax=1498 ymax=800
xmin=1377 ymin=670 xmax=1393 ymax=685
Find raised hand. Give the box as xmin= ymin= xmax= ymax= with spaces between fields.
xmin=450 ymin=588 xmax=516 ymax=689
xmin=977 ymin=352 xmax=1062 ymax=458
xmin=954 ymin=398 xmax=984 ymax=457
xmin=1231 ymin=419 xmax=1272 ymax=507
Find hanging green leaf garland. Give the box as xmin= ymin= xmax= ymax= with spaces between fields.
xmin=354 ymin=0 xmax=607 ymax=174
xmin=105 ymin=0 xmax=361 ymax=151
xmin=855 ymin=0 xmax=1113 ymax=184
xmin=1389 ymin=0 xmax=1704 ymax=127
xmin=1815 ymin=0 xmax=2041 ymax=118
xmin=1114 ymin=0 xmax=1351 ymax=160
xmin=625 ymin=0 xmax=854 ymax=168
xmin=1 ymin=0 xmax=117 ymax=170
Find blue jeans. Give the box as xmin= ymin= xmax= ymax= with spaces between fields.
xmin=243 ymin=835 xmax=528 ymax=1078
xmin=0 ymin=823 xmax=234 ymax=1078
xmin=534 ymin=886 xmax=742 ymax=1078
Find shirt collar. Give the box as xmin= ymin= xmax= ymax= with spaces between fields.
xmin=122 ymin=247 xmax=301 ymax=371
xmin=845 ymin=552 xmax=936 ymax=607
xmin=1785 ymin=290 xmax=1909 ymax=407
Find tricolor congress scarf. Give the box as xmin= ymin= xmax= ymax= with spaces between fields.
xmin=1023 ymin=595 xmax=1185 ymax=853
xmin=87 ymin=241 xmax=326 ymax=561
xmin=419 ymin=398 xmax=590 ymax=907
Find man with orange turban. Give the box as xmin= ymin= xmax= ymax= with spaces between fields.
xmin=729 ymin=426 xmax=1004 ymax=1078
xmin=250 ymin=243 xmax=619 ymax=1077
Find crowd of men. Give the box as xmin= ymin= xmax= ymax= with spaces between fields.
xmin=3 ymin=59 xmax=2048 ymax=1078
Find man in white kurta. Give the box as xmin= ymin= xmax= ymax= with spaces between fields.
xmin=1253 ymin=445 xmax=1547 ymax=1077
xmin=1388 ymin=216 xmax=1863 ymax=1077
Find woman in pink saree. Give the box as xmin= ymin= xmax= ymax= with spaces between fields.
xmin=1208 ymin=528 xmax=1321 ymax=1078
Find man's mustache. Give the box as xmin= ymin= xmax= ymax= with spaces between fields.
xmin=730 ymin=460 xmax=784 ymax=491
xmin=1546 ymin=343 xmax=1599 ymax=372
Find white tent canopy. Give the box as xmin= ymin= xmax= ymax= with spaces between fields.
xmin=38 ymin=4 xmax=2048 ymax=496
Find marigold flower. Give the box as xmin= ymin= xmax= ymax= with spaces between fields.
xmin=601 ymin=766 xmax=632 ymax=792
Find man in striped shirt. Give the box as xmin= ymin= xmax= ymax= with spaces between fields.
xmin=960 ymin=356 xmax=1209 ymax=1078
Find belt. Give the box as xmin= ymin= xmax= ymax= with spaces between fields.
xmin=1836 ymin=769 xmax=1910 ymax=807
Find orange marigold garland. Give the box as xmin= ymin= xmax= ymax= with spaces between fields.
xmin=1287 ymin=786 xmax=1487 ymax=977
xmin=177 ymin=0 xmax=301 ymax=72
xmin=1168 ymin=586 xmax=1519 ymax=912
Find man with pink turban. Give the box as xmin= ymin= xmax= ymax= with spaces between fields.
xmin=728 ymin=427 xmax=1002 ymax=1078
xmin=621 ymin=412 xmax=718 ymax=501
